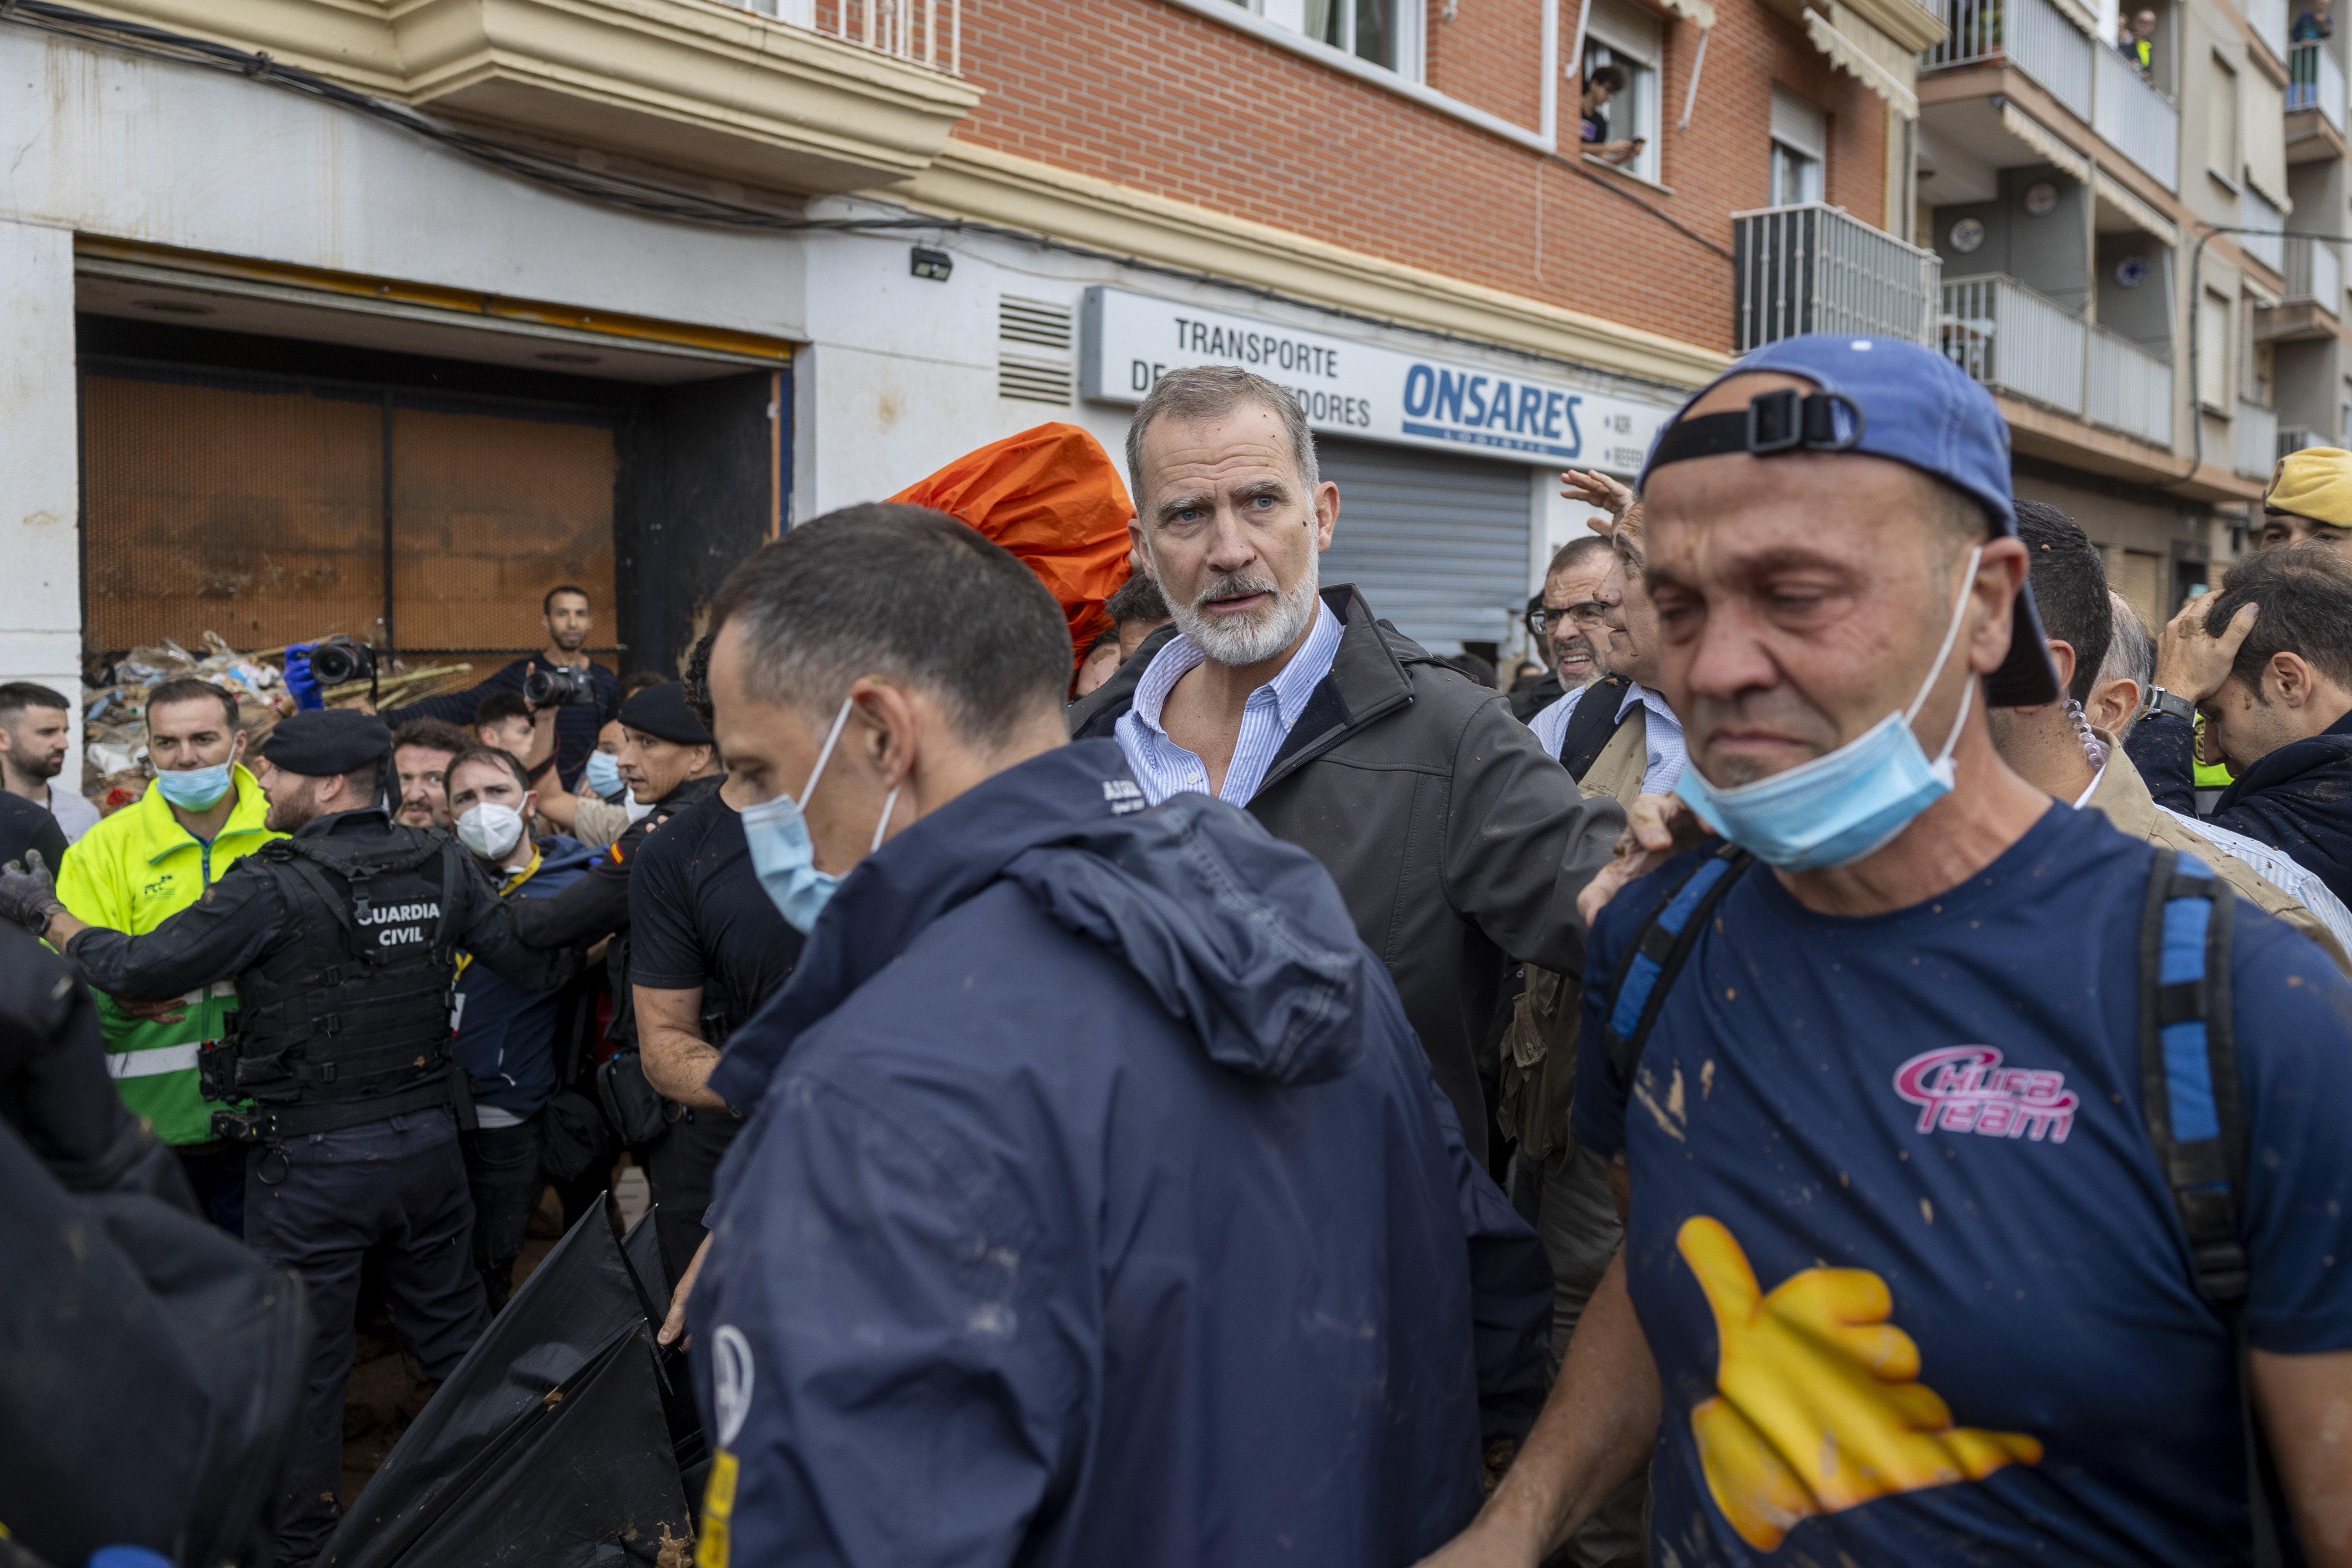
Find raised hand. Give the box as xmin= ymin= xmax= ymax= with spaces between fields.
xmin=1677 ymin=1216 xmax=2041 ymax=1551
xmin=1560 ymin=468 xmax=1635 ymax=525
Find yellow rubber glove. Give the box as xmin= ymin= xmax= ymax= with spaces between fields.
xmin=1678 ymin=1216 xmax=2043 ymax=1551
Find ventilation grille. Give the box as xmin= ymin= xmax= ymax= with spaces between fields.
xmin=998 ymin=355 xmax=1075 ymax=405
xmin=998 ymin=295 xmax=1074 ymax=405
xmin=999 ymin=296 xmax=1073 ymax=350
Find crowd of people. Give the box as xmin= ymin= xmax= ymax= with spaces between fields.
xmin=6 ymin=335 xmax=2352 ymax=1568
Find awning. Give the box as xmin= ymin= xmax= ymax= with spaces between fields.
xmin=1661 ymin=0 xmax=1718 ymax=27
xmin=2093 ymin=168 xmax=2181 ymax=246
xmin=1805 ymin=8 xmax=1919 ymax=119
xmin=2000 ymin=101 xmax=2092 ymax=182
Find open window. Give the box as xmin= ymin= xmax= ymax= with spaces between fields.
xmin=1770 ymin=87 xmax=1827 ymax=205
xmin=1240 ymin=0 xmax=1420 ymax=76
xmin=1581 ymin=0 xmax=1664 ymax=183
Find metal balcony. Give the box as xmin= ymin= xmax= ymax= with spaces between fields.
xmin=733 ymin=0 xmax=963 ymax=73
xmin=2235 ymin=402 xmax=2281 ymax=478
xmin=1925 ymin=0 xmax=2091 ymax=119
xmin=2092 ymin=44 xmax=2179 ymax=189
xmin=2286 ymin=237 xmax=2344 ymax=316
xmin=1732 ymin=204 xmax=1943 ymax=350
xmin=1940 ymin=273 xmax=2174 ymax=446
xmin=2289 ymin=41 xmax=2346 ymax=132
xmin=1921 ymin=0 xmax=2178 ymax=189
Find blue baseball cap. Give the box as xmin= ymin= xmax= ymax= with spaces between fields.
xmin=1639 ymin=334 xmax=2057 ymax=707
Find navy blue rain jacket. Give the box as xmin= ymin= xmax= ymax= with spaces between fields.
xmin=452 ymin=834 xmax=596 ymax=1119
xmin=693 ymin=738 xmax=1551 ymax=1568
xmin=2126 ymin=707 xmax=2352 ymax=905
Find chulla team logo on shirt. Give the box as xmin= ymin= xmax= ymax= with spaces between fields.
xmin=1891 ymin=1046 xmax=2079 ymax=1143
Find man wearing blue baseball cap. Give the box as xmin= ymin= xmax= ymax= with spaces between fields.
xmin=1427 ymin=336 xmax=2352 ymax=1568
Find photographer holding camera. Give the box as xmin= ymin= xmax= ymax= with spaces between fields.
xmin=375 ymin=586 xmax=621 ymax=789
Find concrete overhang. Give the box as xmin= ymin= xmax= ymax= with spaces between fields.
xmin=1998 ymin=392 xmax=2263 ymax=501
xmin=59 ymin=0 xmax=983 ymax=194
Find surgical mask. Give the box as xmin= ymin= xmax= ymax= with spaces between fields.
xmin=455 ymin=802 xmax=527 ymax=861
xmin=582 ymin=750 xmax=623 ymax=800
xmin=1675 ymin=546 xmax=1983 ymax=873
xmin=154 ymin=762 xmax=234 ymax=811
xmin=742 ymin=698 xmax=900 ymax=935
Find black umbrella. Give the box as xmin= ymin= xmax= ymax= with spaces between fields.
xmin=322 ymin=1200 xmax=705 ymax=1568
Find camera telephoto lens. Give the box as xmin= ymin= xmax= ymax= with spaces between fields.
xmin=309 ymin=637 xmax=373 ymax=687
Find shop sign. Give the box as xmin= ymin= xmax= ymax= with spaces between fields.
xmin=1080 ymin=286 xmax=1678 ymax=472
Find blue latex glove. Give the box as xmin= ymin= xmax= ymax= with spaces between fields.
xmin=283 ymin=643 xmax=323 ymax=710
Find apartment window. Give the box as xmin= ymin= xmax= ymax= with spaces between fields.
xmin=1770 ymin=87 xmax=1827 ymax=206
xmin=1238 ymin=0 xmax=1411 ymax=73
xmin=2198 ymin=286 xmax=2232 ymax=410
xmin=1582 ymin=0 xmax=1663 ymax=183
xmin=2207 ymin=53 xmax=2240 ymax=187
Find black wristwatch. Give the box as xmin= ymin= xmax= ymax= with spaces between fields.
xmin=2141 ymin=685 xmax=2196 ymax=724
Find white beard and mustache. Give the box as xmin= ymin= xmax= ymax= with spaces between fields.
xmin=1150 ymin=540 xmax=1322 ymax=667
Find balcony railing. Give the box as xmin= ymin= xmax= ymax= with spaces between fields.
xmin=2086 ymin=328 xmax=2174 ymax=445
xmin=2235 ymin=401 xmax=2281 ymax=478
xmin=2249 ymin=0 xmax=2289 ymax=62
xmin=2289 ymin=41 xmax=2345 ymax=132
xmin=1940 ymin=273 xmax=2175 ymax=446
xmin=1923 ymin=0 xmax=2175 ymax=188
xmin=2281 ymin=425 xmax=2322 ymax=460
xmin=1733 ymin=205 xmax=1943 ymax=350
xmin=734 ymin=0 xmax=964 ymax=72
xmin=2092 ymin=45 xmax=2179 ymax=189
xmin=2286 ymin=237 xmax=2344 ymax=314
xmin=1926 ymin=0 xmax=2091 ymax=119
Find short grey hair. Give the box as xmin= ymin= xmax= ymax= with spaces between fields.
xmin=1125 ymin=365 xmax=1320 ymax=503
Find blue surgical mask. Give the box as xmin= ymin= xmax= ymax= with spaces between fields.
xmin=154 ymin=761 xmax=234 ymax=812
xmin=1674 ymin=546 xmax=1983 ymax=873
xmin=741 ymin=698 xmax=901 ymax=935
xmin=583 ymin=750 xmax=623 ymax=800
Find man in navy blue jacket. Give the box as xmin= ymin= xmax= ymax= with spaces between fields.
xmin=445 ymin=745 xmax=598 ymax=1310
xmin=680 ymin=504 xmax=1550 ymax=1568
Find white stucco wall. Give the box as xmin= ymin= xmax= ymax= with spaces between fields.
xmin=0 ymin=215 xmax=84 ymax=766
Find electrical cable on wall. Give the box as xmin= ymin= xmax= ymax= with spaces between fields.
xmin=2 ymin=0 xmax=1704 ymax=395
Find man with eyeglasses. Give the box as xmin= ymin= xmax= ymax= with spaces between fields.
xmin=1511 ymin=537 xmax=1616 ymax=722
xmin=1529 ymin=472 xmax=1688 ymax=801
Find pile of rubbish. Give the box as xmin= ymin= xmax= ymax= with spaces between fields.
xmin=80 ymin=635 xmax=477 ymax=812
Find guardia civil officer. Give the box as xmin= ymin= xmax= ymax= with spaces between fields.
xmin=0 ymin=708 xmax=576 ymax=1565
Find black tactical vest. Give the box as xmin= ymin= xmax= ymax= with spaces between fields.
xmin=212 ymin=825 xmax=469 ymax=1140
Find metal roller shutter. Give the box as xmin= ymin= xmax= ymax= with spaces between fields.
xmin=1314 ymin=436 xmax=1533 ymax=655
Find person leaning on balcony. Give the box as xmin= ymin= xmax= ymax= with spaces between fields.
xmin=2295 ymin=0 xmax=2333 ymax=42
xmin=2124 ymin=8 xmax=2157 ymax=75
xmin=2257 ymin=446 xmax=2352 ymax=551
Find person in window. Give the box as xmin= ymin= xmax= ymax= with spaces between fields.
xmin=2295 ymin=0 xmax=2332 ymax=41
xmin=1579 ymin=64 xmax=1643 ymax=167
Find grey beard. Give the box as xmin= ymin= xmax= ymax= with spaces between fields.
xmin=1160 ymin=550 xmax=1322 ymax=667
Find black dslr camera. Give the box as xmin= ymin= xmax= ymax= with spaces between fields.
xmin=524 ymin=663 xmax=600 ymax=708
xmin=307 ymin=635 xmax=378 ymax=688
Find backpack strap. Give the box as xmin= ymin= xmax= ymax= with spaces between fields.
xmin=1599 ymin=842 xmax=1753 ymax=1087
xmin=2136 ymin=848 xmax=2293 ymax=1567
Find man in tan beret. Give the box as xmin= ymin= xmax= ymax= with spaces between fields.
xmin=2258 ymin=446 xmax=2352 ymax=550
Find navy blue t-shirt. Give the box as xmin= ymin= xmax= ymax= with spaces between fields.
xmin=1573 ymin=803 xmax=2352 ymax=1566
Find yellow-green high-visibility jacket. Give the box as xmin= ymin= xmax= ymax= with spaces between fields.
xmin=55 ymin=765 xmax=283 ymax=1145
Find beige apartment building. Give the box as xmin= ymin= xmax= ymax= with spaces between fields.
xmin=1911 ymin=0 xmax=2329 ymax=627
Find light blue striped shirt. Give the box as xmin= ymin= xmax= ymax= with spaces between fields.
xmin=1115 ymin=601 xmax=1344 ymax=807
xmin=1526 ymin=678 xmax=1688 ymax=795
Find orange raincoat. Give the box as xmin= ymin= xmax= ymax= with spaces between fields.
xmin=890 ymin=423 xmax=1136 ymax=670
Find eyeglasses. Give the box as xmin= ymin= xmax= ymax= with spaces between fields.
xmin=1526 ymin=601 xmax=1612 ymax=635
